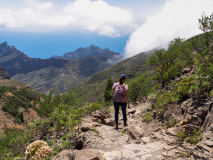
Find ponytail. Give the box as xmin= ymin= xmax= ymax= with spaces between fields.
xmin=119 ymin=77 xmax=125 ymax=85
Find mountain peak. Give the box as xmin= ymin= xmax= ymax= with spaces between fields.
xmin=51 ymin=45 xmax=120 ymax=60
xmin=0 ymin=41 xmax=8 ymax=47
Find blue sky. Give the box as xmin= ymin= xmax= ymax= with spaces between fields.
xmin=0 ymin=0 xmax=213 ymax=58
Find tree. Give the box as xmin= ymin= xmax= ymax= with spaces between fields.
xmin=104 ymin=76 xmax=113 ymax=102
xmin=128 ymin=72 xmax=153 ymax=102
xmin=146 ymin=38 xmax=193 ymax=84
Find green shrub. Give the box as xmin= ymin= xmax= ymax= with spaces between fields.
xmin=177 ymin=129 xmax=187 ymax=141
xmin=142 ymin=112 xmax=153 ymax=123
xmin=0 ymin=86 xmax=11 ymax=98
xmin=185 ymin=129 xmax=202 ymax=145
xmin=127 ymin=71 xmax=153 ymax=102
xmin=84 ymin=103 xmax=102 ymax=114
xmin=0 ymin=127 xmax=37 ymax=159
xmin=166 ymin=120 xmax=176 ymax=128
xmin=121 ymin=129 xmax=126 ymax=136
xmin=147 ymin=38 xmax=193 ymax=83
xmin=91 ymin=128 xmax=99 ymax=134
xmin=177 ymin=128 xmax=202 ymax=145
xmin=179 ymin=152 xmax=191 ymax=157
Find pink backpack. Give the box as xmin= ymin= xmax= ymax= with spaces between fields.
xmin=113 ymin=84 xmax=126 ymax=102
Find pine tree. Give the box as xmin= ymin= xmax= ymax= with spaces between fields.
xmin=104 ymin=76 xmax=113 ymax=102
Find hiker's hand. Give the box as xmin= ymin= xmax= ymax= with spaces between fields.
xmin=128 ymin=104 xmax=131 ymax=109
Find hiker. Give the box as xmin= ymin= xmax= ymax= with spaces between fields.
xmin=113 ymin=74 xmax=130 ymax=129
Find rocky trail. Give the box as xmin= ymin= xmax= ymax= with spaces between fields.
xmin=53 ymin=102 xmax=213 ymax=160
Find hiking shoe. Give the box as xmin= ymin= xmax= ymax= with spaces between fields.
xmin=124 ymin=123 xmax=128 ymax=127
xmin=114 ymin=124 xmax=118 ymax=130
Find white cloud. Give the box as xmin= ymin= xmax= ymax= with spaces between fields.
xmin=0 ymin=0 xmax=135 ymax=37
xmin=124 ymin=0 xmax=213 ymax=58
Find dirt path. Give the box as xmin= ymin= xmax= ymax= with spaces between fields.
xmin=80 ymin=102 xmax=196 ymax=160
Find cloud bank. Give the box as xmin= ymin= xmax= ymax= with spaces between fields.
xmin=124 ymin=0 xmax=213 ymax=58
xmin=0 ymin=0 xmax=135 ymax=37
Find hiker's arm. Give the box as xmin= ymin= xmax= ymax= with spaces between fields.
xmin=113 ymin=85 xmax=115 ymax=95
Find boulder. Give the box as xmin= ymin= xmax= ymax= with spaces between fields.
xmin=127 ymin=108 xmax=136 ymax=115
xmin=93 ymin=111 xmax=107 ymax=120
xmin=166 ymin=128 xmax=176 ymax=136
xmin=126 ymin=126 xmax=144 ymax=140
xmin=74 ymin=149 xmax=105 ymax=160
xmin=52 ymin=150 xmax=75 ymax=160
xmin=52 ymin=149 xmax=105 ymax=160
xmin=81 ymin=126 xmax=90 ymax=132
xmin=102 ymin=118 xmax=114 ymax=126
xmin=205 ymin=140 xmax=213 ymax=147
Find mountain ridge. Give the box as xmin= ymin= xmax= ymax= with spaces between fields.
xmin=0 ymin=42 xmax=121 ymax=94
xmin=51 ymin=45 xmax=120 ymax=60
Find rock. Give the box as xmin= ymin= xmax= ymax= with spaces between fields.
xmin=74 ymin=149 xmax=105 ymax=160
xmin=52 ymin=150 xmax=75 ymax=160
xmin=156 ymin=155 xmax=164 ymax=160
xmin=182 ymin=67 xmax=191 ymax=74
xmin=204 ymin=140 xmax=213 ymax=147
xmin=196 ymin=142 xmax=213 ymax=154
xmin=196 ymin=107 xmax=208 ymax=118
xmin=126 ymin=126 xmax=144 ymax=140
xmin=167 ymin=149 xmax=177 ymax=157
xmin=163 ymin=136 xmax=177 ymax=145
xmin=204 ymin=131 xmax=213 ymax=140
xmin=127 ymin=108 xmax=136 ymax=115
xmin=188 ymin=115 xmax=202 ymax=126
xmin=93 ymin=111 xmax=107 ymax=120
xmin=141 ymin=137 xmax=150 ymax=144
xmin=91 ymin=122 xmax=101 ymax=127
xmin=163 ymin=145 xmax=176 ymax=151
xmin=81 ymin=126 xmax=90 ymax=132
xmin=101 ymin=151 xmax=122 ymax=160
xmin=166 ymin=128 xmax=176 ymax=136
xmin=53 ymin=149 xmax=105 ymax=160
xmin=182 ymin=142 xmax=194 ymax=150
xmin=154 ymin=127 xmax=161 ymax=132
xmin=187 ymin=107 xmax=195 ymax=115
xmin=81 ymin=123 xmax=92 ymax=132
xmin=92 ymin=118 xmax=99 ymax=122
xmin=102 ymin=118 xmax=114 ymax=126
xmin=133 ymin=101 xmax=140 ymax=106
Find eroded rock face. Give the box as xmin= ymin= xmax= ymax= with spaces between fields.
xmin=181 ymin=99 xmax=210 ymax=127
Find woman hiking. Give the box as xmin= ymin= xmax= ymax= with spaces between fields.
xmin=113 ymin=74 xmax=130 ymax=129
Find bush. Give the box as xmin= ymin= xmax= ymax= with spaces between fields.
xmin=84 ymin=103 xmax=102 ymax=115
xmin=0 ymin=127 xmax=36 ymax=159
xmin=177 ymin=128 xmax=202 ymax=145
xmin=147 ymin=38 xmax=193 ymax=83
xmin=166 ymin=120 xmax=176 ymax=128
xmin=0 ymin=86 xmax=10 ymax=98
xmin=128 ymin=72 xmax=153 ymax=102
xmin=142 ymin=112 xmax=153 ymax=123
